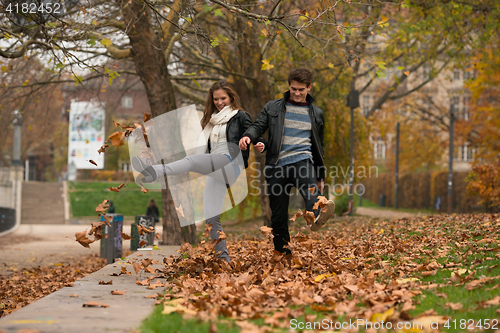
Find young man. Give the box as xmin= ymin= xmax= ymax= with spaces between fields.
xmin=239 ymin=68 xmax=335 ymax=255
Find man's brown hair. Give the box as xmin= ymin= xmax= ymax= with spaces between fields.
xmin=288 ymin=68 xmax=313 ymax=86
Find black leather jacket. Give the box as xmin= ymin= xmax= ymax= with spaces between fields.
xmin=242 ymin=91 xmax=326 ymax=179
xmin=208 ymin=110 xmax=266 ymax=169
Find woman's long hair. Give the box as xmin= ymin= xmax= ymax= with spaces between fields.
xmin=201 ymin=80 xmax=243 ymax=129
xmin=147 ymin=198 xmax=158 ymax=209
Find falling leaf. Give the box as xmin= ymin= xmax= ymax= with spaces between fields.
xmin=213 ymin=231 xmax=227 ymax=246
xmin=108 ymin=131 xmax=125 ymax=147
xmin=260 ymin=226 xmax=274 ymax=239
xmin=88 ymin=160 xmax=97 ymax=166
xmin=98 ymin=280 xmax=112 ymax=285
xmin=144 ymin=113 xmax=152 ymax=122
xmin=109 ymin=187 xmax=120 ymax=192
xmin=140 ymin=185 xmax=148 ymax=193
xmin=313 ymin=196 xmax=328 ymax=210
xmin=290 ymin=209 xmax=303 ymax=222
xmin=141 ymin=258 xmax=153 ymax=267
xmin=404 ymin=70 xmax=410 ymax=76
xmin=303 ymin=211 xmax=315 ymax=225
xmin=203 ymin=223 xmax=212 ymax=238
xmin=113 ymin=120 xmax=122 ymax=128
xmin=75 ymin=231 xmax=94 ymax=248
xmin=97 ymin=144 xmax=108 ymax=154
xmin=176 ymin=205 xmax=184 ymax=218
xmin=83 ymin=301 xmax=109 ymax=308
xmin=121 ymin=232 xmax=132 ymax=240
xmin=111 ymin=290 xmax=126 ymax=295
xmin=117 ymin=182 xmax=126 ymax=189
xmin=139 ymin=240 xmax=148 ymax=247
xmin=133 ymin=262 xmax=142 ymax=274
xmin=95 ymin=200 xmax=109 ymax=214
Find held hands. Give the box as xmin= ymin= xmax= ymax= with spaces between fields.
xmin=254 ymin=142 xmax=265 ymax=153
xmin=239 ymin=136 xmax=251 ymax=151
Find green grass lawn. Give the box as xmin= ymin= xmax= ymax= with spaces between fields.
xmin=68 ymin=181 xmax=163 ymax=217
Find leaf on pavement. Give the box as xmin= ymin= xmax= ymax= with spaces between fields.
xmin=98 ymin=280 xmax=112 ymax=285
xmin=111 ymin=290 xmax=126 ymax=295
xmin=83 ymin=301 xmax=109 ymax=308
xmin=133 ymin=262 xmax=142 ymax=274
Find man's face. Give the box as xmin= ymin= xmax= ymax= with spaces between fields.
xmin=289 ymin=80 xmax=312 ymax=103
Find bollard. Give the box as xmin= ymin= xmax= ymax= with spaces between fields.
xmin=99 ymin=214 xmax=123 ymax=264
xmin=131 ymin=215 xmax=155 ymax=251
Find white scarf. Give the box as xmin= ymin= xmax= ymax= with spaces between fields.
xmin=196 ymin=105 xmax=239 ymax=154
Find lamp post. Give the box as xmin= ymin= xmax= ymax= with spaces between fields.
xmin=447 ymin=104 xmax=455 ymax=214
xmin=395 ymin=122 xmax=400 ymax=209
xmin=12 ymin=110 xmax=22 ymax=167
xmin=347 ymin=83 xmax=359 ymax=215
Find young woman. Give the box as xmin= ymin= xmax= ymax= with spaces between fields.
xmin=132 ymin=80 xmax=266 ymax=263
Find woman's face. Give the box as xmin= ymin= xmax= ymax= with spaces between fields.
xmin=213 ymin=89 xmax=231 ymax=111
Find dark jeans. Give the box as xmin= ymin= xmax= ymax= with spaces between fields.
xmin=264 ymin=159 xmax=321 ymax=255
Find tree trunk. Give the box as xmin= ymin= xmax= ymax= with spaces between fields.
xmin=120 ymin=0 xmax=197 ymax=245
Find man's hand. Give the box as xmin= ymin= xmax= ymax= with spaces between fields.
xmin=317 ymin=179 xmax=324 ymax=194
xmin=239 ymin=136 xmax=251 ymax=151
xmin=254 ymin=142 xmax=265 ymax=153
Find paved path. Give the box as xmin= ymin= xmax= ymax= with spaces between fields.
xmin=0 ymin=246 xmax=179 ymax=333
xmin=0 ymin=224 xmax=163 ymax=277
xmin=356 ymin=206 xmax=421 ymax=219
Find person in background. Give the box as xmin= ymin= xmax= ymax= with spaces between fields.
xmin=107 ymin=200 xmax=115 ymax=214
xmin=145 ymin=198 xmax=159 ymax=224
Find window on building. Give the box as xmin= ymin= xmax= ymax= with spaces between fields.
xmin=453 ymin=69 xmax=461 ymax=81
xmin=373 ymin=136 xmax=386 ymax=160
xmin=121 ymin=162 xmax=130 ymax=172
xmin=362 ymin=95 xmax=370 ymax=116
xmin=121 ymin=95 xmax=133 ymax=109
xmin=462 ymin=96 xmax=470 ymax=121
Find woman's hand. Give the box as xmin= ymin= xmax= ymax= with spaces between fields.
xmin=254 ymin=142 xmax=265 ymax=153
xmin=239 ymin=136 xmax=251 ymax=150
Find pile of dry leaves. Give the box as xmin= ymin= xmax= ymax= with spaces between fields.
xmin=0 ymin=254 xmax=106 ymax=318
xmin=124 ymin=213 xmax=500 ymax=331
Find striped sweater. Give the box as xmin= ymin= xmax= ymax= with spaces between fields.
xmin=276 ymin=101 xmax=313 ymax=166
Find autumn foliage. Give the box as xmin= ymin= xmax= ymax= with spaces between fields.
xmin=467 ymin=162 xmax=500 ymax=212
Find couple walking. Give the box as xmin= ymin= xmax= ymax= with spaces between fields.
xmin=132 ymin=68 xmax=335 ymax=263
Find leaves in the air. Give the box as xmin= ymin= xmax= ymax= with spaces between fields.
xmin=75 ymin=231 xmax=94 ymax=248
xmin=203 ymin=223 xmax=212 ymax=238
xmin=141 ymin=258 xmax=153 ymax=267
xmin=289 ymin=209 xmax=303 ymax=222
xmin=139 ymin=240 xmax=148 ymax=247
xmin=259 ymin=226 xmax=274 ymax=239
xmin=95 ymin=200 xmax=109 ymax=214
xmin=121 ymin=232 xmax=132 ymax=240
xmin=176 ymin=204 xmax=184 ymax=219
xmin=108 ymin=131 xmax=125 ymax=147
xmin=97 ymin=144 xmax=108 ymax=154
xmin=144 ymin=113 xmax=151 ymax=122
xmin=88 ymin=159 xmax=97 ymax=166
xmin=113 ymin=120 xmax=122 ymax=128
xmin=109 ymin=186 xmax=120 ymax=192
xmin=140 ymin=184 xmax=148 ymax=193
